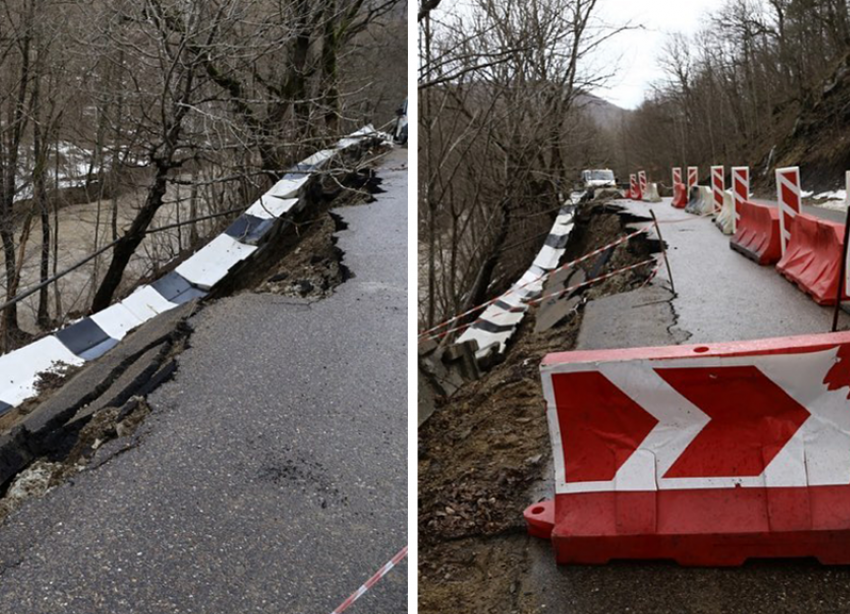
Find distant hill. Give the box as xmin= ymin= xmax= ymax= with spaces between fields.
xmin=575 ymin=93 xmax=631 ymax=128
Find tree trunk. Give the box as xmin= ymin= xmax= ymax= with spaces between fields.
xmin=91 ymin=162 xmax=171 ymax=312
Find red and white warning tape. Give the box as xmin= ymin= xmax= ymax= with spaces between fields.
xmin=329 ymin=546 xmax=408 ymax=614
xmin=419 ymin=200 xmax=713 ymax=343
xmin=425 ymin=258 xmax=656 ymax=341
xmin=417 ymin=227 xmax=651 ymax=340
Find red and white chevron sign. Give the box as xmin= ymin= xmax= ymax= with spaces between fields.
xmin=776 ymin=166 xmax=801 ymax=255
xmin=687 ymin=166 xmax=698 ymax=188
xmin=672 ymin=167 xmax=682 ymax=187
xmin=711 ymin=165 xmax=724 ymax=214
xmin=731 ymin=166 xmax=749 ymax=234
xmin=638 ymin=171 xmax=648 ymax=199
xmin=629 ymin=173 xmax=639 ymax=199
xmin=541 ymin=333 xmax=850 ymax=494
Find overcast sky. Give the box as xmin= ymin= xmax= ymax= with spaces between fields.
xmin=593 ymin=0 xmax=720 ymax=109
xmin=428 ymin=0 xmax=724 ymax=109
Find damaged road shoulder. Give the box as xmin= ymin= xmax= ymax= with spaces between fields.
xmin=0 ymin=301 xmax=197 ymax=524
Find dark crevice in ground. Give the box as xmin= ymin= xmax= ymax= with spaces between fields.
xmin=0 ymin=320 xmax=190 ymax=524
xmin=419 ymin=196 xmax=665 ymax=614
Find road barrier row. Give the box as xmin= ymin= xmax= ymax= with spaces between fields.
xmin=0 ymin=125 xmax=387 ymax=416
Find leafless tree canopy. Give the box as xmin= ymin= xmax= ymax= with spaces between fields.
xmin=624 ymin=0 xmax=850 ymax=185
xmin=419 ymin=0 xmax=628 ymax=330
xmin=0 ymin=0 xmax=406 ymax=351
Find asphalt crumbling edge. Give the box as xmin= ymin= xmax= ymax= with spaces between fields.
xmin=0 ymin=302 xmax=197 ymax=521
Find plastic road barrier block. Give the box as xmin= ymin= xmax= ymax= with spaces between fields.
xmin=638 ymin=171 xmax=648 ymax=201
xmin=684 ymin=186 xmax=703 ymax=214
xmin=730 ymin=200 xmax=782 ymax=264
xmin=175 ymin=234 xmax=258 ymax=291
xmin=697 ymin=186 xmax=715 ymax=216
xmin=646 ymin=183 xmax=662 ymax=203
xmin=711 ymin=166 xmax=725 ymax=214
xmin=687 ymin=166 xmax=698 ymax=188
xmin=672 ymin=182 xmax=688 ymax=208
xmin=0 ymin=336 xmax=85 ymax=407
xmin=715 ymin=191 xmax=735 ymax=235
xmin=776 ymin=213 xmax=849 ymax=305
xmin=525 ymin=331 xmax=850 ymax=566
xmin=777 ymin=167 xmax=802 ymax=255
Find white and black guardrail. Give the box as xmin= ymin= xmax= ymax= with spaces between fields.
xmin=0 ymin=125 xmax=387 ymax=418
xmin=455 ymin=204 xmax=577 ymax=360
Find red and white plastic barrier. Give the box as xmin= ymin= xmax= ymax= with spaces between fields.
xmin=730 ymin=200 xmax=782 ymax=265
xmin=525 ymin=332 xmax=850 ymax=566
xmin=672 ymin=167 xmax=682 ymax=187
xmin=629 ymin=174 xmax=641 ymax=200
xmin=672 ymin=183 xmax=688 ymax=208
xmin=777 ymin=166 xmax=802 ymax=255
xmin=776 ymin=213 xmax=849 ymax=305
xmin=731 ymin=167 xmax=749 ymax=234
xmin=638 ymin=171 xmax=648 ymax=201
xmin=687 ymin=166 xmax=698 ymax=189
xmin=711 ymin=165 xmax=724 ymax=214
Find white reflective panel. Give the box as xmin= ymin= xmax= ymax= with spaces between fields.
xmin=534 ymin=246 xmax=566 ymax=271
xmin=0 ymin=336 xmax=85 ymax=406
xmin=121 ymin=285 xmax=179 ymax=322
xmin=299 ymin=149 xmax=336 ymax=167
xmin=267 ymin=176 xmax=309 ymax=199
xmin=90 ymin=302 xmax=145 ymax=341
xmin=245 ymin=197 xmax=299 ymax=220
xmin=175 ymin=234 xmax=258 ymax=290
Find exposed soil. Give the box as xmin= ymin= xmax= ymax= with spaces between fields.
xmin=418 ymin=199 xmax=659 ymax=614
xmin=257 ymin=212 xmax=351 ymax=299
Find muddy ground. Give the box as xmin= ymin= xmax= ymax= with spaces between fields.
xmin=418 ymin=201 xmax=658 ymax=613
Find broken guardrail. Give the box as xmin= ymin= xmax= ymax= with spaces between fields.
xmin=0 ymin=125 xmax=388 ymax=417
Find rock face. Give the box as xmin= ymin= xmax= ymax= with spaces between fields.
xmin=764 ymin=51 xmax=850 ymax=190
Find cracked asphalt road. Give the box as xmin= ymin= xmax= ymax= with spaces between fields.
xmin=0 ymin=148 xmax=408 ymax=613
xmin=523 ymin=196 xmax=850 ymax=613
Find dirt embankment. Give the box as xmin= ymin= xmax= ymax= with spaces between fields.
xmin=418 ymin=201 xmax=658 ymax=614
